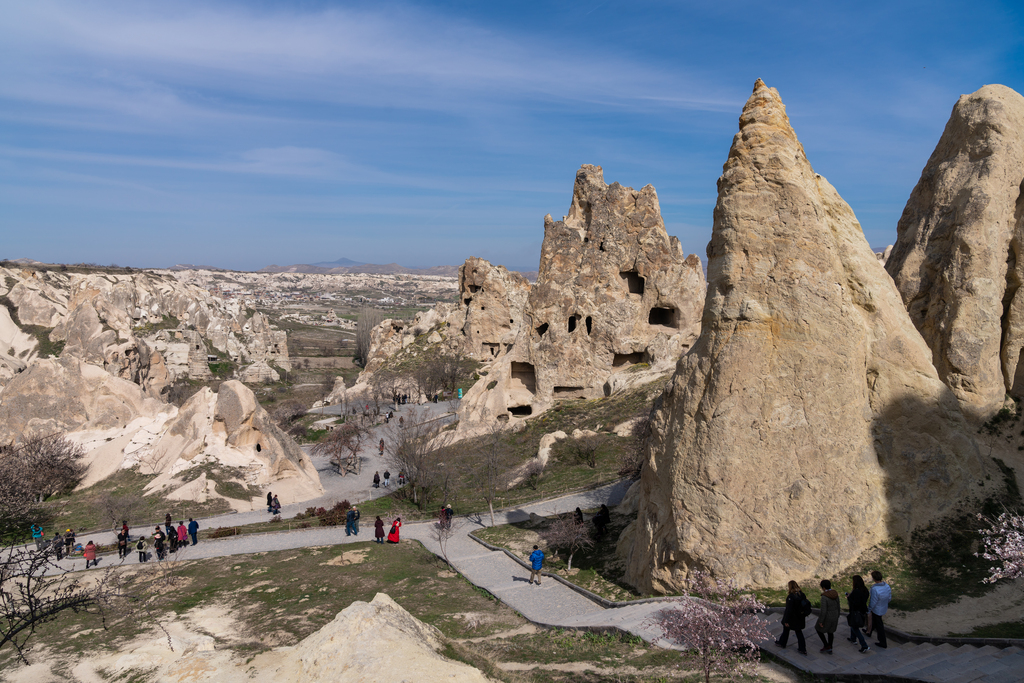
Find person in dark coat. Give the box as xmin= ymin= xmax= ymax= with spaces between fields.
xmin=153 ymin=527 xmax=166 ymax=561
xmin=383 ymin=470 xmax=391 ymax=487
xmin=775 ymin=580 xmax=808 ymax=654
xmin=116 ymin=530 xmax=128 ymax=559
xmin=188 ymin=518 xmax=200 ymax=546
xmin=574 ymin=507 xmax=584 ymax=525
xmin=373 ymin=471 xmax=380 ymax=488
xmin=166 ymin=522 xmax=177 ymax=552
xmin=374 ymin=516 xmax=385 ymax=544
xmin=267 ymin=491 xmax=274 ymax=512
xmin=64 ymin=528 xmax=76 ymax=556
xmin=346 ymin=507 xmax=357 ymax=536
xmin=815 ymin=579 xmax=841 ymax=654
xmin=845 ymin=574 xmax=870 ymax=652
xmin=386 ymin=517 xmax=401 ymax=543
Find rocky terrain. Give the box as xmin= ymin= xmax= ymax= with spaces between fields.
xmin=885 ymin=84 xmax=1024 ymax=419
xmin=622 ymin=80 xmax=998 ymax=590
xmin=0 ymin=267 xmax=323 ymax=507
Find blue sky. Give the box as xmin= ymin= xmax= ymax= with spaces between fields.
xmin=1 ymin=1 xmax=1021 ymax=271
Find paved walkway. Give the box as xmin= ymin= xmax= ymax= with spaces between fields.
xmin=49 ymin=477 xmax=1024 ymax=682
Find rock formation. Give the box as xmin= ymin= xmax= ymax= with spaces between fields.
xmin=624 ymin=80 xmax=992 ymax=590
xmin=885 ymin=84 xmax=1024 ymax=418
xmin=454 ymin=257 xmax=531 ymax=361
xmin=458 ymin=165 xmax=706 ymax=427
xmin=0 ymin=360 xmax=322 ymax=505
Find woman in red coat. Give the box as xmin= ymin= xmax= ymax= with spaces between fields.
xmin=386 ymin=517 xmax=402 ymax=544
xmin=83 ymin=540 xmax=97 ymax=569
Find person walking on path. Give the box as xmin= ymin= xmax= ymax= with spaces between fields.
xmin=346 ymin=507 xmax=357 ymax=536
xmin=593 ymin=505 xmax=610 ymax=537
xmin=373 ymin=471 xmax=380 ymax=489
xmin=166 ymin=521 xmax=178 ymax=553
xmin=528 ymin=545 xmax=545 ymax=585
xmin=64 ymin=528 xmax=76 ymax=557
xmin=845 ymin=574 xmax=870 ymax=652
xmin=83 ymin=541 xmax=97 ymax=569
xmin=383 ymin=470 xmax=391 ymax=487
xmin=775 ymin=580 xmax=809 ymax=655
xmin=51 ymin=532 xmax=64 ymax=560
xmin=136 ymin=536 xmax=148 ymax=563
xmin=266 ymin=491 xmax=273 ymax=512
xmin=188 ymin=518 xmax=199 ymax=545
xmin=866 ymin=570 xmax=892 ymax=649
xmin=815 ymin=579 xmax=841 ymax=654
xmin=374 ymin=516 xmax=385 ymax=544
xmin=121 ymin=520 xmax=130 ymax=540
xmin=352 ymin=506 xmax=360 ymax=534
xmin=271 ymin=495 xmax=281 ymax=515
xmin=379 ymin=438 xmax=384 ymax=456
xmin=398 ymin=472 xmax=405 ymax=486
xmin=177 ymin=521 xmax=188 ymax=547
xmin=153 ymin=527 xmax=166 ymax=561
xmin=31 ymin=523 xmax=44 ymax=550
xmin=116 ymin=530 xmax=128 ymax=559
xmin=386 ymin=517 xmax=402 ymax=543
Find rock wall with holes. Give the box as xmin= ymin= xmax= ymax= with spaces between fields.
xmin=458 ymin=165 xmax=706 ymax=428
xmin=452 ymin=257 xmax=531 ymax=361
xmin=885 ymin=84 xmax=1024 ymax=420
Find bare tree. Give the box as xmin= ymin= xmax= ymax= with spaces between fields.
xmin=474 ymin=423 xmax=519 ymax=526
xmin=96 ymin=492 xmax=145 ymax=532
xmin=427 ymin=348 xmax=468 ymax=407
xmin=541 ymin=510 xmax=594 ymax=571
xmin=312 ymin=422 xmax=369 ymax=476
xmin=271 ymin=401 xmax=308 ymax=429
xmin=355 ymin=307 xmax=383 ymax=367
xmin=370 ymin=369 xmax=402 ymax=411
xmin=383 ymin=408 xmax=456 ymax=507
xmin=0 ymin=545 xmax=116 ymax=663
xmin=429 ymin=507 xmax=461 ymax=567
xmin=565 ymin=432 xmax=604 ymax=469
xmin=0 ymin=435 xmax=85 ymax=536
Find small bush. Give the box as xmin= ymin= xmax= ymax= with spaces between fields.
xmin=269 ymin=515 xmax=282 ymax=524
xmin=210 ymin=527 xmax=238 ymax=539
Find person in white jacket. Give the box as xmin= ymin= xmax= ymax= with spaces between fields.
xmin=866 ymin=570 xmax=892 ymax=649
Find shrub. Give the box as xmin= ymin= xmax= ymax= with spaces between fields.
xmin=210 ymin=527 xmax=238 ymax=539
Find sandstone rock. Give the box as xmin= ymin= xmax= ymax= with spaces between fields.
xmin=624 ymin=80 xmax=992 ymax=591
xmin=238 ymin=360 xmax=280 ymax=383
xmin=885 ymin=84 xmax=1024 ymax=418
xmin=291 ymin=593 xmax=492 ymax=682
xmin=458 ymin=165 xmax=706 ymax=429
xmin=454 ymin=257 xmax=531 ymax=361
xmin=0 ymin=304 xmax=36 ymax=387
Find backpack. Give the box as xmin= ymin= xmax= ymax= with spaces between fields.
xmin=136 ymin=540 xmax=145 ymax=551
xmin=800 ymin=594 xmax=813 ymax=617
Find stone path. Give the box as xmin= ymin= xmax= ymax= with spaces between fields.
xmin=49 ymin=476 xmax=1024 ymax=682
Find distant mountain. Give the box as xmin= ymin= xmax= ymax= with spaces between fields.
xmin=310 ymin=257 xmax=366 ymax=268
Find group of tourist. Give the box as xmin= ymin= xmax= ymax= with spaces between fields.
xmin=266 ymin=491 xmax=282 ymax=514
xmin=371 ymin=515 xmax=402 ymax=543
xmin=776 ymin=571 xmax=892 ymax=655
xmin=137 ymin=516 xmax=201 ymax=562
xmin=371 ymin=470 xmax=403 ymax=488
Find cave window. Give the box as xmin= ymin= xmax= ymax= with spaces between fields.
xmin=648 ymin=307 xmax=678 ymax=328
xmin=509 ymin=405 xmax=533 ymax=416
xmin=613 ymin=352 xmax=647 ymax=368
xmin=585 ymin=316 xmax=592 ymax=335
xmin=468 ymin=285 xmax=481 ymax=293
xmin=568 ymin=316 xmax=577 ymax=333
xmin=620 ymin=271 xmax=645 ymax=295
xmin=464 ymin=297 xmax=472 ymax=306
xmin=599 ymin=241 xmax=606 ymax=252
xmin=481 ymin=306 xmax=486 ymax=311
xmin=256 ymin=443 xmax=262 ymax=452
xmin=510 ymin=362 xmax=537 ymax=394
xmin=482 ymin=342 xmax=499 ymax=358
xmin=195 ymin=345 xmax=201 ymax=351
xmin=536 ymin=322 xmax=549 ymax=337
xmin=509 ymin=319 xmax=514 ymax=324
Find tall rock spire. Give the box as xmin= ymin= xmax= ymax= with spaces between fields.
xmin=623 ymin=80 xmax=990 ymax=590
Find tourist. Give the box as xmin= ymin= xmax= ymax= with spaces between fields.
xmin=51 ymin=532 xmax=64 ymax=560
xmin=117 ymin=529 xmax=129 ymax=559
xmin=383 ymin=470 xmax=391 ymax=487
xmin=775 ymin=580 xmax=809 ymax=655
xmin=379 ymin=438 xmax=384 ymax=456
xmin=397 ymin=472 xmax=405 ymax=486
xmin=164 ymin=513 xmax=173 ymax=527
xmin=593 ymin=505 xmax=611 ymax=537
xmin=266 ymin=491 xmax=273 ymax=512
xmin=866 ymin=570 xmax=892 ymax=649
xmin=177 ymin=521 xmax=188 ymax=547
xmin=83 ymin=541 xmax=97 ymax=569
xmin=188 ymin=518 xmax=199 ymax=545
xmin=574 ymin=507 xmax=584 ymax=525
xmin=374 ymin=516 xmax=385 ymax=544
xmin=64 ymin=528 xmax=76 ymax=557
xmin=153 ymin=527 xmax=166 ymax=561
xmin=845 ymin=575 xmax=870 ymax=652
xmin=136 ymin=536 xmax=148 ymax=563
xmin=373 ymin=471 xmax=380 ymax=488
xmin=271 ymin=495 xmax=282 ymax=515
xmin=166 ymin=521 xmax=177 ymax=552
xmin=387 ymin=517 xmax=402 ymax=543
xmin=441 ymin=504 xmax=453 ymax=529
xmin=346 ymin=507 xmax=357 ymax=536
xmin=815 ymin=579 xmax=840 ymax=654
xmin=31 ymin=523 xmax=44 ymax=550
xmin=528 ymin=545 xmax=544 ymax=585
xmin=352 ymin=506 xmax=360 ymax=534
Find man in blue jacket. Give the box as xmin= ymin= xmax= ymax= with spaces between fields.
xmin=866 ymin=570 xmax=892 ymax=649
xmin=187 ymin=518 xmax=199 ymax=546
xmin=529 ymin=545 xmax=544 ymax=585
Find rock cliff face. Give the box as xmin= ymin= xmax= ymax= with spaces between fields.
xmin=885 ymin=85 xmax=1024 ymax=419
xmin=624 ymin=80 xmax=991 ymax=590
xmin=458 ymin=165 xmax=705 ymax=427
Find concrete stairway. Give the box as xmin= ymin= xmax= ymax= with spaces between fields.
xmin=761 ymin=617 xmax=1024 ymax=682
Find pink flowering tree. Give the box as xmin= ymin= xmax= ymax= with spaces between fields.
xmin=977 ymin=512 xmax=1024 ymax=584
xmin=647 ymin=571 xmax=771 ymax=683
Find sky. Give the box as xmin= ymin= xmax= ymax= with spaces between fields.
xmin=1 ymin=1 xmax=1022 ymax=272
